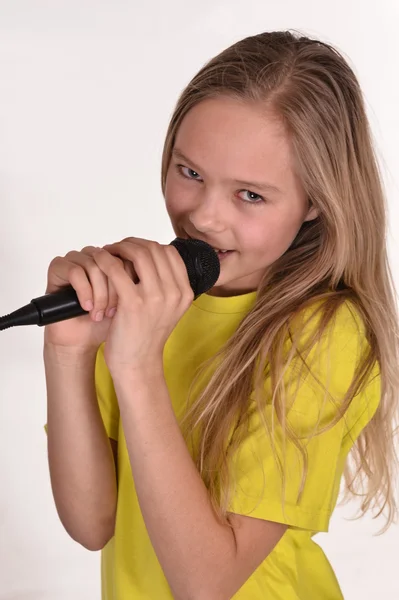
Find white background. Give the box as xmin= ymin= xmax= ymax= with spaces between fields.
xmin=0 ymin=1 xmax=398 ymax=599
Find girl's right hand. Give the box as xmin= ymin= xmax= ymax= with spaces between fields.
xmin=43 ymin=245 xmax=134 ymax=353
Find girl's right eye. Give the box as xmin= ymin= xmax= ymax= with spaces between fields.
xmin=176 ymin=165 xmax=203 ymax=181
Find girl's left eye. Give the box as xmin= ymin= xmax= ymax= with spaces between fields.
xmin=237 ymin=190 xmax=264 ymax=205
xmin=176 ymin=165 xmax=265 ymax=206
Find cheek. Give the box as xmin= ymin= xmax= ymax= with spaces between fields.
xmin=164 ymin=172 xmax=190 ymax=217
xmin=245 ymin=212 xmax=305 ymax=258
xmin=164 ymin=176 xmax=179 ymax=216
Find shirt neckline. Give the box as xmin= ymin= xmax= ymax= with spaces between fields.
xmin=192 ymin=290 xmax=258 ymax=314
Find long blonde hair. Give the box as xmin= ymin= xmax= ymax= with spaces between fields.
xmin=161 ymin=30 xmax=399 ymax=534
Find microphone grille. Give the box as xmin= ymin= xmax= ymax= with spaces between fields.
xmin=169 ymin=237 xmax=220 ymax=299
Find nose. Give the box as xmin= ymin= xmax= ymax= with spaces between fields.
xmin=188 ymin=188 xmax=227 ymax=235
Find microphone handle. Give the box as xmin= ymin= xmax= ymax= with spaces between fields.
xmin=33 ymin=286 xmax=87 ymax=325
xmin=0 ymin=287 xmax=88 ymax=330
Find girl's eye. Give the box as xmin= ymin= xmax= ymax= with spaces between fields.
xmin=176 ymin=164 xmax=265 ymax=206
xmin=237 ymin=190 xmax=265 ymax=206
xmin=177 ymin=165 xmax=203 ymax=181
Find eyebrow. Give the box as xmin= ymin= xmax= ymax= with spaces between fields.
xmin=172 ymin=147 xmax=283 ymax=195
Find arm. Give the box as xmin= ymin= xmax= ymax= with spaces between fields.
xmin=113 ymin=366 xmax=287 ymax=600
xmin=44 ymin=344 xmax=117 ymax=551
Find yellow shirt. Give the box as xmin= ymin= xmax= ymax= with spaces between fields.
xmin=48 ymin=290 xmax=381 ymax=599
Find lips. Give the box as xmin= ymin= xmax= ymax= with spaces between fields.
xmin=184 ymin=232 xmax=233 ymax=252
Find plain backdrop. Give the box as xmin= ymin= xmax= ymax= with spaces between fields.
xmin=0 ymin=1 xmax=398 ymax=599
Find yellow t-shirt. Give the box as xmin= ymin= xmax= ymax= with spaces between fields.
xmin=47 ymin=290 xmax=381 ymax=599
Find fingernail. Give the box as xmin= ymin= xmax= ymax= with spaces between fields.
xmin=95 ymin=311 xmax=104 ymax=321
xmin=85 ymin=300 xmax=94 ymax=311
xmin=107 ymin=307 xmax=117 ymax=318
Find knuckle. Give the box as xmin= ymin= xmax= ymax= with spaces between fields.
xmin=48 ymin=256 xmax=62 ymax=270
xmin=152 ymin=293 xmax=164 ymax=303
xmin=177 ymin=290 xmax=188 ymax=303
xmin=119 ymin=240 xmax=132 ymax=248
xmin=81 ymin=245 xmax=97 ymax=254
xmin=185 ymin=289 xmax=194 ymax=303
xmin=69 ymin=264 xmax=84 ymax=278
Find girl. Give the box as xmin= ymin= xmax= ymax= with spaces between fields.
xmin=43 ymin=30 xmax=399 ymax=599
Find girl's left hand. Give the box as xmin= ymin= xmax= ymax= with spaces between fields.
xmin=92 ymin=237 xmax=194 ymax=377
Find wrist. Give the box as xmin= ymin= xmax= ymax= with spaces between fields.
xmin=43 ymin=343 xmax=98 ymax=368
xmin=110 ymin=359 xmax=164 ymax=387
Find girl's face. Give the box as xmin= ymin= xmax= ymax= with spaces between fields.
xmin=164 ymin=96 xmax=318 ymax=297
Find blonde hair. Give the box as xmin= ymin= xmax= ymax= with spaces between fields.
xmin=161 ymin=30 xmax=399 ymax=534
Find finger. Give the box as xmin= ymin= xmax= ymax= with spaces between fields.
xmin=105 ymin=278 xmax=118 ymax=318
xmin=81 ymin=247 xmax=126 ymax=319
xmin=163 ymin=244 xmax=193 ymax=302
xmin=103 ymin=240 xmax=159 ymax=292
xmin=94 ymin=244 xmax=162 ymax=306
xmin=123 ymin=242 xmax=179 ymax=301
xmin=122 ymin=257 xmax=138 ymax=284
xmin=145 ymin=242 xmax=180 ymax=297
xmin=105 ymin=259 xmax=136 ymax=316
xmin=101 ymin=254 xmax=137 ymax=317
xmin=92 ymin=248 xmax=136 ymax=307
xmin=88 ymin=251 xmax=123 ymax=317
xmin=106 ymin=240 xmax=187 ymax=302
xmin=105 ymin=248 xmax=138 ymax=317
xmin=46 ymin=256 xmax=94 ymax=311
xmin=70 ymin=247 xmax=111 ymax=321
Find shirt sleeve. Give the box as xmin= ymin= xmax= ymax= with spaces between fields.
xmin=226 ymin=301 xmax=381 ymax=532
xmin=43 ymin=342 xmax=120 ymax=441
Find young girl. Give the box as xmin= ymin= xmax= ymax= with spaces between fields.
xmin=43 ymin=30 xmax=399 ymax=599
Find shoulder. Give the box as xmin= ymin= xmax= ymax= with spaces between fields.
xmin=289 ymin=297 xmax=368 ymax=354
xmin=284 ymin=297 xmax=380 ymax=431
xmin=284 ymin=296 xmax=374 ymax=393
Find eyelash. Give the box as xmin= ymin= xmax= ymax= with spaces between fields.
xmin=175 ymin=165 xmax=265 ymax=206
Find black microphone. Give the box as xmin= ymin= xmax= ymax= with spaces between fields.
xmin=0 ymin=238 xmax=220 ymax=331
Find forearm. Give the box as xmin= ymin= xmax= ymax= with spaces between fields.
xmin=113 ymin=368 xmax=236 ymax=600
xmin=44 ymin=344 xmax=117 ymax=550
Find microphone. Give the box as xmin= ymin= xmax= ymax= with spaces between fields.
xmin=0 ymin=238 xmax=220 ymax=331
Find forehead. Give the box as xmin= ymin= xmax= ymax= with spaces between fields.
xmin=174 ymin=96 xmax=294 ymax=182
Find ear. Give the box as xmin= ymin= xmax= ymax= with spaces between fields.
xmin=303 ymin=204 xmax=319 ymax=222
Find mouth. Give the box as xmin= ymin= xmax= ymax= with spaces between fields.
xmin=184 ymin=233 xmax=234 ymax=254
xmin=215 ymin=250 xmax=234 ymax=258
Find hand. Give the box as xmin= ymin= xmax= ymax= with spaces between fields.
xmin=44 ymin=245 xmax=135 ymax=354
xmin=91 ymin=237 xmax=194 ymax=377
